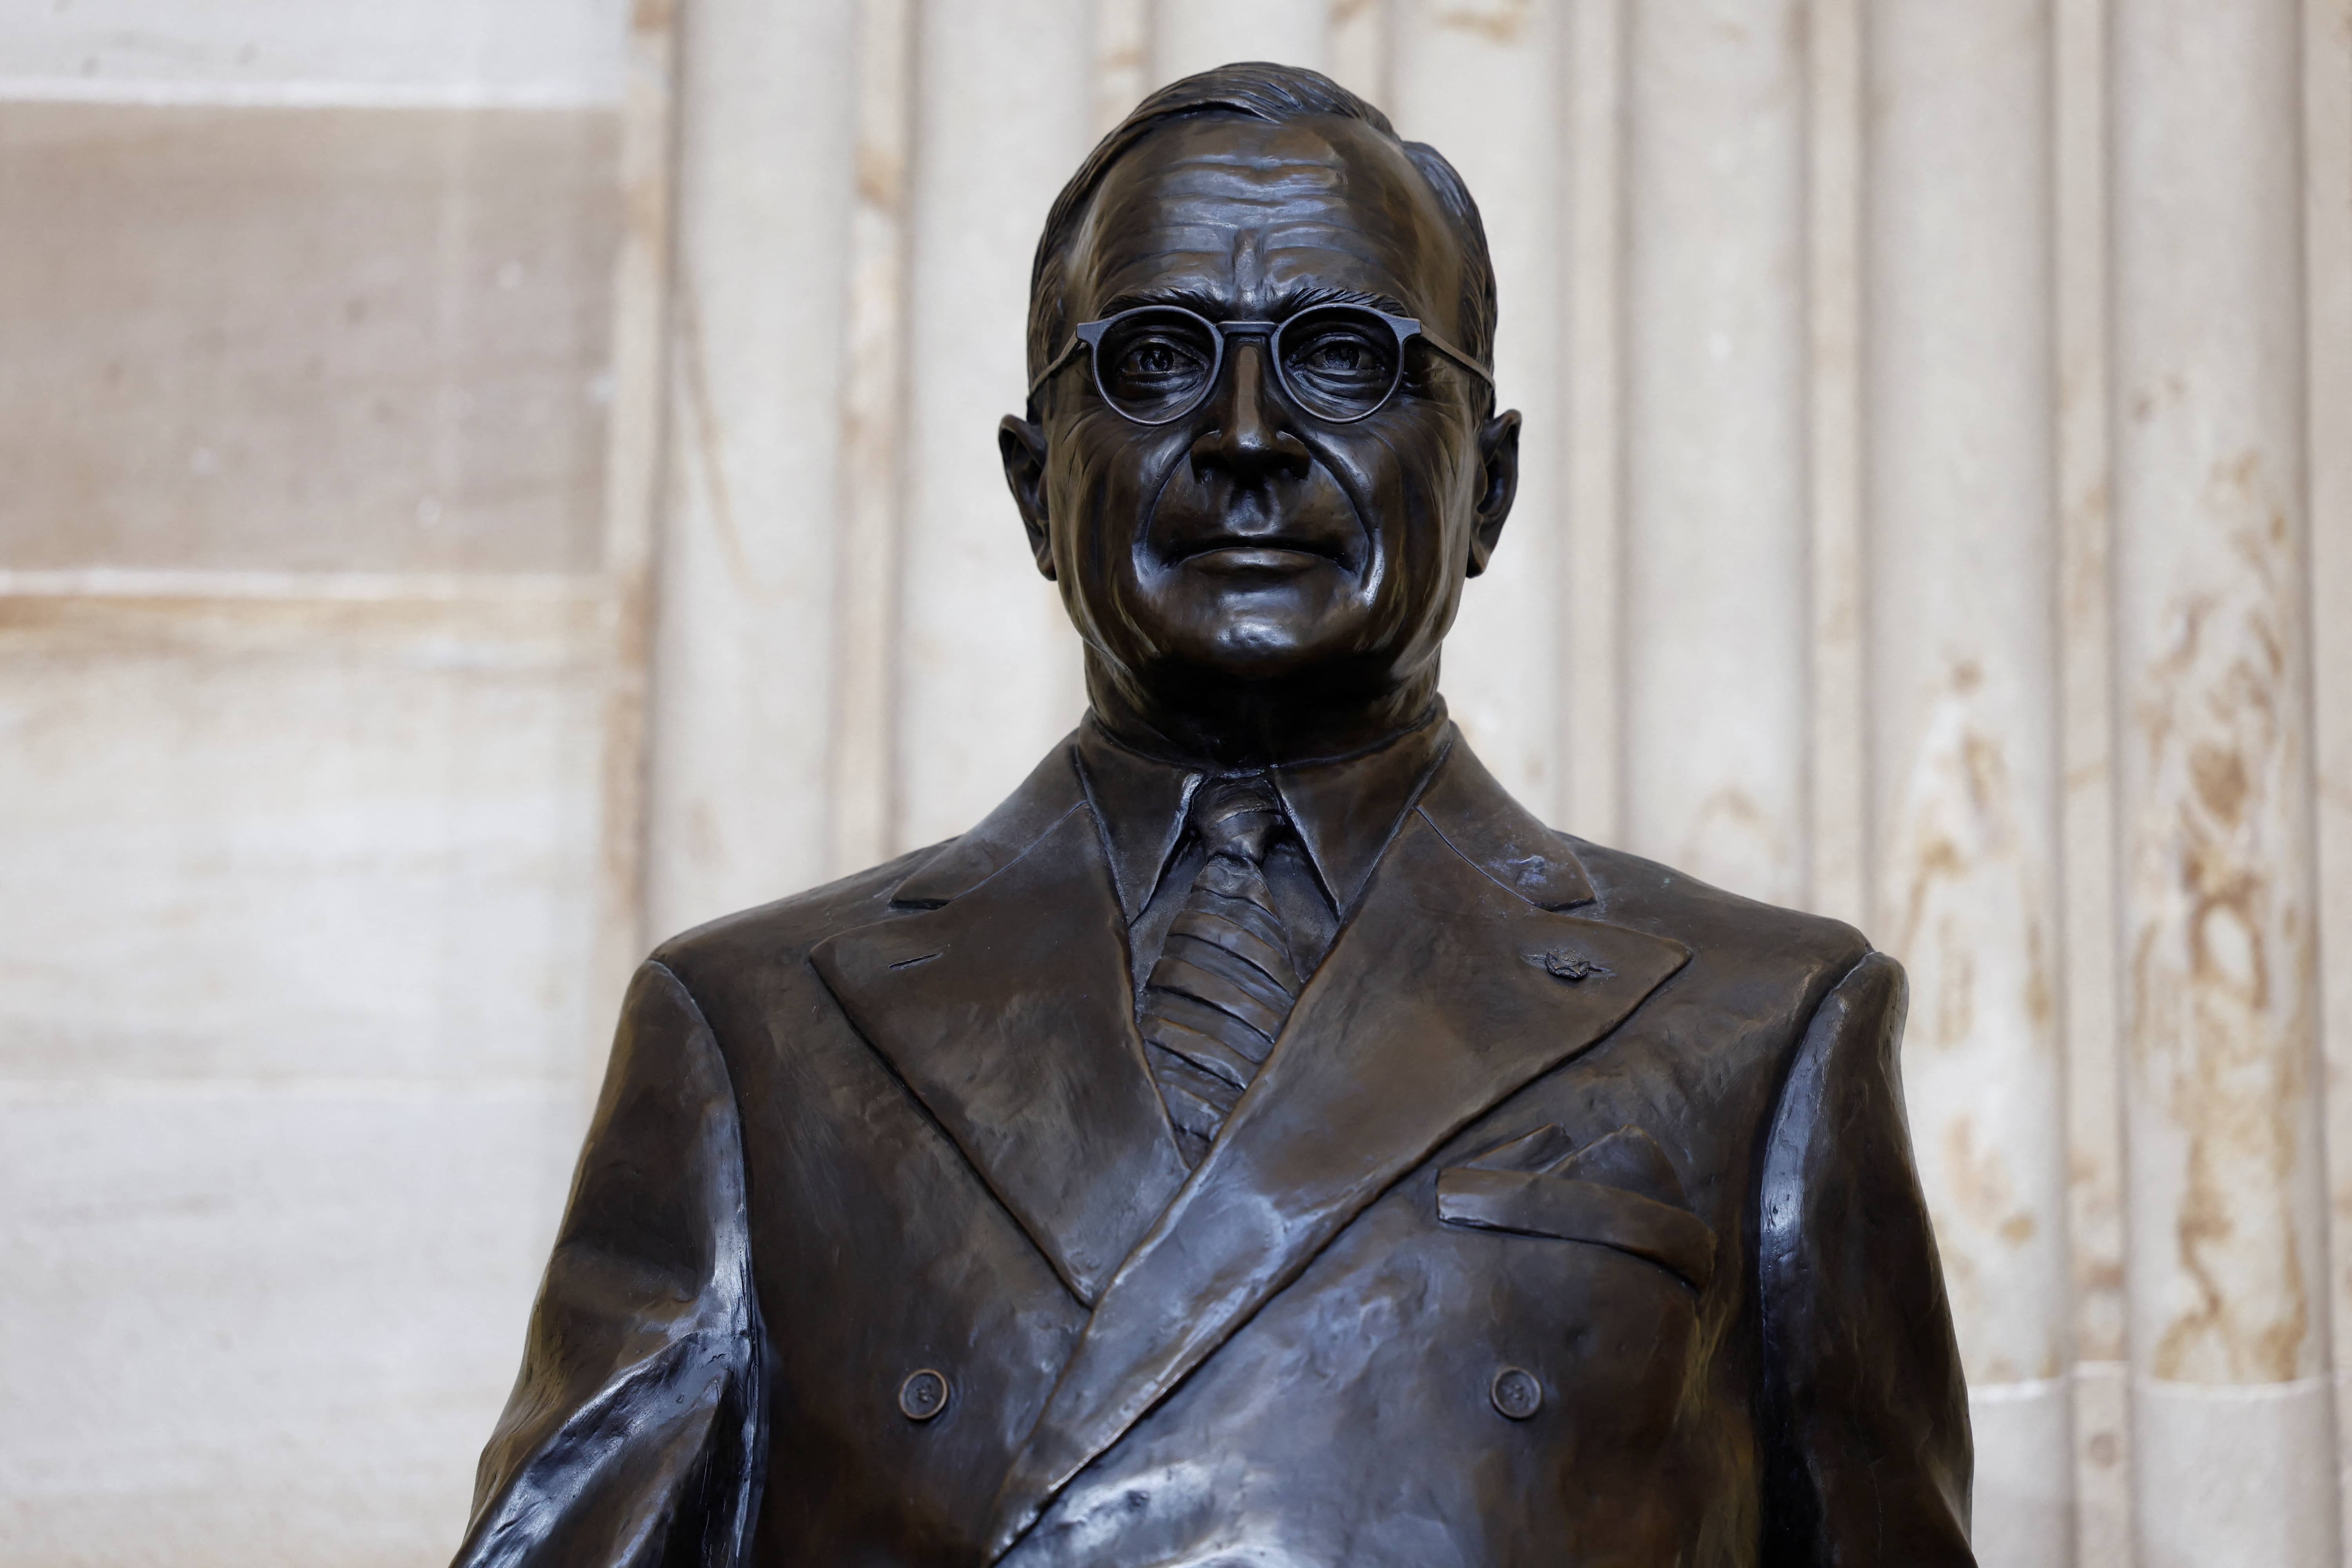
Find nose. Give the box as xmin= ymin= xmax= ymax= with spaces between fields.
xmin=1190 ymin=338 xmax=1311 ymax=484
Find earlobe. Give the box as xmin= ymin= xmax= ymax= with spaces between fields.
xmin=998 ymin=414 xmax=1057 ymax=581
xmin=1465 ymin=408 xmax=1523 ymax=578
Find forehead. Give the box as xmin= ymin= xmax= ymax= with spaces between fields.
xmin=1068 ymin=114 xmax=1466 ymax=323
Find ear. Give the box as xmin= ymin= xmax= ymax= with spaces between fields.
xmin=1465 ymin=408 xmax=1522 ymax=578
xmin=999 ymin=414 xmax=1057 ymax=581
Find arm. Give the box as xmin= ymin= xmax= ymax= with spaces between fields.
xmin=1757 ymin=951 xmax=1974 ymax=1567
xmin=452 ymin=961 xmax=768 ymax=1568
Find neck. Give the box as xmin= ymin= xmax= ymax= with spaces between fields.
xmin=1083 ymin=652 xmax=1442 ymax=770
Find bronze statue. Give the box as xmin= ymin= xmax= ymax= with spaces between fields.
xmin=454 ymin=64 xmax=1973 ymax=1567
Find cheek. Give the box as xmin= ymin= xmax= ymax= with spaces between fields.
xmin=1046 ymin=419 xmax=1189 ymax=576
xmin=1303 ymin=437 xmax=1383 ymax=550
xmin=1058 ymin=425 xmax=1176 ymax=555
xmin=1319 ymin=421 xmax=1475 ymax=586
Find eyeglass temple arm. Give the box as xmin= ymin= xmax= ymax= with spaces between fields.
xmin=1025 ymin=334 xmax=1094 ymax=404
xmin=1410 ymin=323 xmax=1495 ymax=388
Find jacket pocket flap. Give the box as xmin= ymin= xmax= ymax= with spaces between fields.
xmin=1436 ymin=1167 xmax=1718 ymax=1290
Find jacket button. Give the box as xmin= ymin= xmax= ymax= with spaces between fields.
xmin=898 ymin=1368 xmax=951 ymax=1421
xmin=1490 ymin=1366 xmax=1543 ymax=1421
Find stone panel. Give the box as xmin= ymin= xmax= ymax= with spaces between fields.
xmin=1392 ymin=0 xmax=1568 ymax=822
xmin=0 ymin=1084 xmax=580 ymax=1568
xmin=0 ymin=102 xmax=619 ymax=573
xmin=1864 ymin=21 xmax=2072 ymax=1554
xmin=892 ymin=0 xmax=1094 ymax=850
xmin=2112 ymin=0 xmax=2333 ymax=1553
xmin=0 ymin=592 xmax=606 ymax=1082
xmin=0 ymin=0 xmax=628 ymax=101
xmin=1152 ymin=1 xmax=1328 ymax=84
xmin=642 ymin=0 xmax=860 ymax=935
xmin=1619 ymin=0 xmax=1812 ymax=907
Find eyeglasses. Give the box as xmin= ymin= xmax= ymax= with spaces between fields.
xmin=1027 ymin=302 xmax=1494 ymax=426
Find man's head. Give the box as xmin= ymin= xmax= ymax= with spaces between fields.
xmin=1000 ymin=63 xmax=1521 ymax=760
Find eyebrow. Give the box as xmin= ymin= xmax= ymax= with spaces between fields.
xmin=1087 ymin=281 xmax=1417 ymax=322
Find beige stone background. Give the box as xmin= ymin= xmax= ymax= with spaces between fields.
xmin=1 ymin=0 xmax=2347 ymax=1564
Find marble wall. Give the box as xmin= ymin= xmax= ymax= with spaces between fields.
xmin=0 ymin=3 xmax=647 ymax=1563
xmin=3 ymin=1 xmax=2347 ymax=1564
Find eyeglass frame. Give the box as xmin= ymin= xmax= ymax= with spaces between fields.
xmin=1025 ymin=301 xmax=1496 ymax=427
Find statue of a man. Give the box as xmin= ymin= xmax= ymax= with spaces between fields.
xmin=455 ymin=63 xmax=1973 ymax=1568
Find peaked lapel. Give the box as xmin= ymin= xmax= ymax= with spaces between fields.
xmin=810 ymin=748 xmax=1190 ymax=1308
xmin=985 ymin=746 xmax=1691 ymax=1560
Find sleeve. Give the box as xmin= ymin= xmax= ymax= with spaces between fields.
xmin=1756 ymin=951 xmax=1975 ymax=1567
xmin=451 ymin=960 xmax=768 ymax=1568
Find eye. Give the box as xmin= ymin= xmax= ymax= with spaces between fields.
xmin=1300 ymin=336 xmax=1371 ymax=375
xmin=1283 ymin=321 xmax=1397 ymax=396
xmin=1116 ymin=334 xmax=1205 ymax=381
xmin=1092 ymin=313 xmax=1221 ymax=419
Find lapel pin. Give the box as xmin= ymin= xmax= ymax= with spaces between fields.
xmin=1535 ymin=950 xmax=1612 ymax=984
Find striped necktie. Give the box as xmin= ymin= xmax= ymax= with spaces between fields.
xmin=1138 ymin=777 xmax=1303 ymax=1166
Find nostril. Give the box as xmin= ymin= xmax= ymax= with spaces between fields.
xmin=1186 ymin=343 xmax=1312 ymax=480
xmin=1189 ymin=425 xmax=1311 ymax=482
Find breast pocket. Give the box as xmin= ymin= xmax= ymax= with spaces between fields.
xmin=1435 ymin=1124 xmax=1718 ymax=1293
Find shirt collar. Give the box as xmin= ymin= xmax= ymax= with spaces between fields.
xmin=1073 ymin=704 xmax=1455 ymax=922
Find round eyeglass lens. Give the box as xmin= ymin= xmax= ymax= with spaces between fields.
xmin=1093 ymin=310 xmax=1221 ymax=423
xmin=1277 ymin=306 xmax=1403 ymax=421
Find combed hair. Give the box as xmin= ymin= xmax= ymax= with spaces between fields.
xmin=1024 ymin=61 xmax=1498 ymax=410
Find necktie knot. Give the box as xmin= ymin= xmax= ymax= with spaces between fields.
xmin=1191 ymin=777 xmax=1283 ymax=867
xmin=1142 ymin=773 xmax=1300 ymax=1167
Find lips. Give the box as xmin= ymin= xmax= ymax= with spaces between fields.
xmin=1176 ymin=546 xmax=1336 ymax=579
xmin=1167 ymin=536 xmax=1343 ymax=566
xmin=1144 ymin=466 xmax=1363 ymax=573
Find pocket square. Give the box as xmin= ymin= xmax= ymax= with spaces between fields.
xmin=1437 ymin=1124 xmax=1717 ymax=1291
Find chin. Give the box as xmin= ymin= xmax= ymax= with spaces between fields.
xmin=1152 ymin=624 xmax=1394 ymax=700
xmin=1147 ymin=574 xmax=1361 ymax=651
xmin=1156 ymin=604 xmax=1333 ymax=670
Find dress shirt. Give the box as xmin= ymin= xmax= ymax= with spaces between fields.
xmin=1072 ymin=705 xmax=1455 ymax=1006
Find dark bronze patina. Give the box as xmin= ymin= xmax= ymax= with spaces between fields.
xmin=454 ymin=63 xmax=1974 ymax=1568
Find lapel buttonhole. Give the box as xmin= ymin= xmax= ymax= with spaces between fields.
xmin=1531 ymin=949 xmax=1612 ymax=984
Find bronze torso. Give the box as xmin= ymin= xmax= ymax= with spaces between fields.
xmin=455 ymin=728 xmax=1969 ymax=1566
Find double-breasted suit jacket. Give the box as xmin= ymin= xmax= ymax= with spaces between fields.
xmin=455 ymin=722 xmax=1974 ymax=1567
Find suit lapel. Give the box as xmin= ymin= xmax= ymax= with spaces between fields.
xmin=985 ymin=752 xmax=1691 ymax=1560
xmin=811 ymin=759 xmax=1190 ymax=1309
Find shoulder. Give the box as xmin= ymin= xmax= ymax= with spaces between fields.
xmin=647 ymin=735 xmax=1089 ymax=1012
xmin=648 ymin=839 xmax=951 ymax=1002
xmin=1569 ymin=836 xmax=1868 ymax=967
xmin=1548 ymin=837 xmax=1906 ymax=1201
xmin=1417 ymin=731 xmax=1876 ymax=1016
xmin=1561 ymin=833 xmax=1879 ymax=1032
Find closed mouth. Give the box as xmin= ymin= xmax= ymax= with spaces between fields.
xmin=1171 ymin=539 xmax=1341 ymax=568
